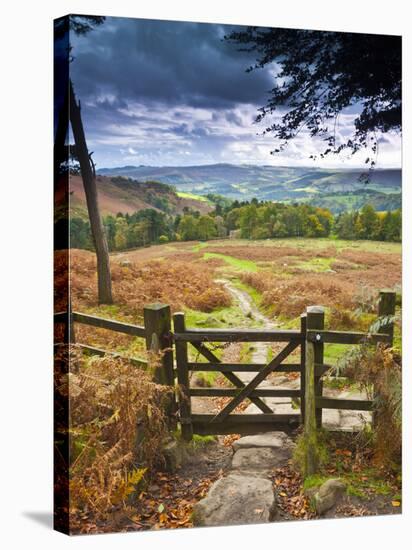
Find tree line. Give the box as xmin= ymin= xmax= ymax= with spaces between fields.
xmin=217 ymin=200 xmax=401 ymax=242
xmin=70 ymin=200 xmax=401 ymax=251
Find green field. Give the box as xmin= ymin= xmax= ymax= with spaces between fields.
xmin=177 ymin=191 xmax=211 ymax=202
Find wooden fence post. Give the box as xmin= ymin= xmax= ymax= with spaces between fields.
xmin=300 ymin=313 xmax=307 ymax=423
xmin=143 ymin=303 xmax=176 ymax=426
xmin=173 ymin=312 xmax=193 ymax=441
xmin=304 ymin=306 xmax=325 ymax=476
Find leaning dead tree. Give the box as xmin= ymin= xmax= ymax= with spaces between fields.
xmin=69 ymin=80 xmax=113 ymax=304
xmin=54 ymin=16 xmax=112 ymax=304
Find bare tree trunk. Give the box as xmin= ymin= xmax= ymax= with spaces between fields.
xmin=69 ymin=80 xmax=113 ymax=304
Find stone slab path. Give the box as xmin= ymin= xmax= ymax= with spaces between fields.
xmin=193 ymin=431 xmax=293 ymax=526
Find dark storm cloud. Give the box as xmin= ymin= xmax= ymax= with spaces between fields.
xmin=70 ymin=17 xmax=273 ymax=110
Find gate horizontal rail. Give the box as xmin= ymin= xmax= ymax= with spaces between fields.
xmin=306 ymin=329 xmax=390 ymax=345
xmin=187 ymin=362 xmax=330 ymax=375
xmin=189 ymin=388 xmax=301 ymax=398
xmin=173 ymin=328 xmax=303 ymax=343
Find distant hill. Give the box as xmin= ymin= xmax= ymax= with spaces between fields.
xmin=293 ymin=189 xmax=401 ymax=213
xmin=69 ymin=175 xmax=212 ymax=218
xmin=97 ymin=163 xmax=401 ymax=212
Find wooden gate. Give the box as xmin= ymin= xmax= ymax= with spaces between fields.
xmin=172 ymin=290 xmax=395 ymax=441
xmin=173 ymin=312 xmax=312 ymax=440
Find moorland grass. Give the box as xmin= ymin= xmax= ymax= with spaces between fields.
xmin=202 ymin=251 xmax=258 ymax=272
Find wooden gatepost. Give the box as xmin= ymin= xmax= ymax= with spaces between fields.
xmin=377 ymin=290 xmax=396 ymax=342
xmin=143 ymin=303 xmax=177 ymax=428
xmin=173 ymin=312 xmax=193 ymax=441
xmin=303 ymin=306 xmax=325 ymax=476
xmin=374 ymin=290 xmax=396 ymax=426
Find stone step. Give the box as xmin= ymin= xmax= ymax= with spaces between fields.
xmin=192 ymin=473 xmax=277 ymax=527
xmin=233 ymin=431 xmax=295 ymax=451
xmin=231 ymin=445 xmax=293 ymax=474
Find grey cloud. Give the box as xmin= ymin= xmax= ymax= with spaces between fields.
xmin=70 ymin=17 xmax=273 ymax=110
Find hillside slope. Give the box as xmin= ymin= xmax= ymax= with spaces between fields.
xmin=69 ymin=175 xmax=212 ymax=217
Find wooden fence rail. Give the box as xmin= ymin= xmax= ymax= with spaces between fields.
xmin=78 ymin=343 xmax=148 ymax=368
xmin=72 ymin=312 xmax=146 ymax=338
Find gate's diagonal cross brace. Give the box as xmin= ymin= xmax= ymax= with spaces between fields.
xmin=190 ymin=342 xmax=273 ymax=414
xmin=211 ymin=340 xmax=300 ymax=423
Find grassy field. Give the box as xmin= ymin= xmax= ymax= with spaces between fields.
xmin=63 ymin=237 xmax=401 ymax=363
xmin=176 ymin=191 xmax=211 ymax=202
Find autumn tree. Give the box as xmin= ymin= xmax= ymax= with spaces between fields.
xmin=305 ymin=214 xmax=326 ymax=238
xmin=69 ymin=217 xmax=93 ymax=250
xmin=214 ymin=215 xmax=227 ymax=238
xmin=225 ymin=208 xmax=242 ymax=231
xmin=358 ymin=203 xmax=380 ymax=239
xmin=197 ymin=215 xmax=218 ymax=241
xmin=381 ymin=209 xmax=401 ymax=242
xmin=282 ymin=207 xmax=304 ymax=237
xmin=334 ymin=212 xmax=357 ymax=240
xmin=333 ymin=205 xmax=400 ymax=241
xmin=178 ymin=215 xmax=199 ymax=241
xmin=114 ymin=217 xmax=128 ymax=250
xmin=239 ymin=204 xmax=258 ymax=238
